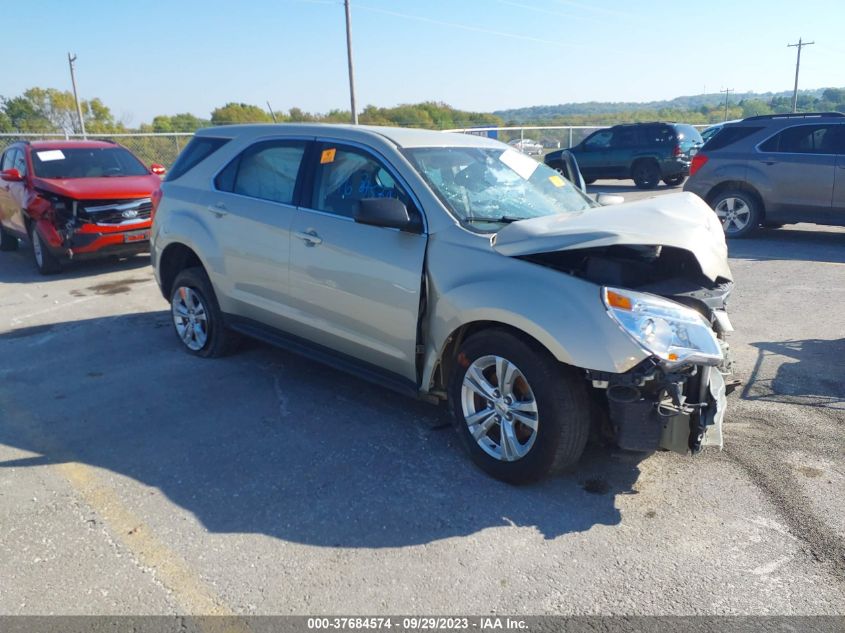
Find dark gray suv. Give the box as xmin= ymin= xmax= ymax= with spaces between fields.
xmin=684 ymin=112 xmax=845 ymax=237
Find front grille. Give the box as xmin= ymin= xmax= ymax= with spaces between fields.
xmin=78 ymin=198 xmax=152 ymax=225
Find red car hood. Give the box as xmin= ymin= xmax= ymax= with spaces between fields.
xmin=33 ymin=175 xmax=160 ymax=200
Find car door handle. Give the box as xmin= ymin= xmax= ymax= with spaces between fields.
xmin=294 ymin=230 xmax=322 ymax=246
xmin=762 ymin=160 xmax=777 ymax=166
xmin=207 ymin=202 xmax=228 ymax=218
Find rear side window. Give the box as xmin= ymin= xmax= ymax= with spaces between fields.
xmin=216 ymin=140 xmax=307 ymax=205
xmin=703 ymin=126 xmax=763 ymax=151
xmin=759 ymin=125 xmax=839 ymax=154
xmin=674 ymin=124 xmax=703 ymax=143
xmin=166 ymin=137 xmax=229 ymax=181
xmin=643 ymin=125 xmax=675 ymax=145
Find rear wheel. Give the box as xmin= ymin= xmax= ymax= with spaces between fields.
xmin=631 ymin=161 xmax=661 ymax=189
xmin=448 ymin=330 xmax=590 ymax=484
xmin=29 ymin=225 xmax=61 ymax=274
xmin=0 ymin=224 xmax=18 ymax=251
xmin=711 ymin=190 xmax=761 ymax=238
xmin=583 ymin=177 xmax=596 ymax=185
xmin=170 ymin=267 xmax=240 ymax=357
xmin=663 ymin=174 xmax=685 ymax=187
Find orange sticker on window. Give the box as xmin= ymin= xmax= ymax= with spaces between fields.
xmin=549 ymin=174 xmax=566 ymax=187
xmin=320 ymin=148 xmax=336 ymax=164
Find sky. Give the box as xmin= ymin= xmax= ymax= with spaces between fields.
xmin=4 ymin=0 xmax=845 ymax=126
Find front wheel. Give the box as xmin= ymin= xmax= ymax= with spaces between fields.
xmin=29 ymin=225 xmax=61 ymax=274
xmin=711 ymin=191 xmax=761 ymax=238
xmin=448 ymin=330 xmax=590 ymax=484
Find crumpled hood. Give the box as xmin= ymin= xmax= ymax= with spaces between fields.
xmin=33 ymin=175 xmax=160 ymax=200
xmin=492 ymin=192 xmax=732 ymax=282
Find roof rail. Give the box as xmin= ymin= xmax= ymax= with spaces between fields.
xmin=743 ymin=112 xmax=845 ymax=121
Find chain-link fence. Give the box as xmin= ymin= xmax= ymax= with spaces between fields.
xmin=0 ymin=133 xmax=194 ymax=168
xmin=2 ymin=124 xmax=709 ymax=167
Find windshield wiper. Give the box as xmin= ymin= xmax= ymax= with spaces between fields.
xmin=463 ymin=215 xmax=523 ymax=224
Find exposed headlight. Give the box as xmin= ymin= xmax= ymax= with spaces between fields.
xmin=603 ymin=286 xmax=722 ymax=367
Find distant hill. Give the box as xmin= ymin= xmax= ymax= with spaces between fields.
xmin=494 ymin=88 xmax=841 ymax=123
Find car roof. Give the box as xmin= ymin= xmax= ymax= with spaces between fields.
xmin=27 ymin=140 xmax=120 ymax=150
xmin=194 ymin=123 xmax=502 ymax=150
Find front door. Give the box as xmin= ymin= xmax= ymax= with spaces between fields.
xmin=576 ymin=129 xmax=614 ymax=180
xmin=288 ymin=142 xmax=427 ymax=382
xmin=0 ymin=148 xmax=28 ymax=236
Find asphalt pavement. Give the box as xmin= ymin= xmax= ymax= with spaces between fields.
xmin=0 ymin=180 xmax=843 ymax=615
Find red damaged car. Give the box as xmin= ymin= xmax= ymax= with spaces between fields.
xmin=0 ymin=140 xmax=165 ymax=274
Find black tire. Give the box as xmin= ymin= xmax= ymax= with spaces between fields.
xmin=631 ymin=161 xmax=661 ymax=189
xmin=169 ymin=267 xmax=240 ymax=357
xmin=447 ymin=329 xmax=590 ymax=484
xmin=0 ymin=224 xmax=18 ymax=251
xmin=763 ymin=221 xmax=784 ymax=229
xmin=29 ymin=225 xmax=61 ymax=274
xmin=663 ymin=174 xmax=685 ymax=187
xmin=583 ymin=177 xmax=596 ymax=185
xmin=711 ymin=190 xmax=761 ymax=239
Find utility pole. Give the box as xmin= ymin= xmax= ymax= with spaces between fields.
xmin=788 ymin=38 xmax=814 ymax=112
xmin=720 ymin=88 xmax=733 ymax=121
xmin=266 ymin=101 xmax=278 ymax=123
xmin=67 ymin=53 xmax=87 ymax=138
xmin=344 ymin=0 xmax=358 ymax=124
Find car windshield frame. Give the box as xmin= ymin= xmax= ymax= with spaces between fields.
xmin=30 ymin=146 xmax=150 ymax=180
xmin=404 ymin=146 xmax=597 ymax=231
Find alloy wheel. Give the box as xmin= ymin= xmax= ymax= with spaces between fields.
xmin=714 ymin=197 xmax=751 ymax=234
xmin=171 ymin=286 xmax=209 ymax=351
xmin=460 ymin=355 xmax=539 ymax=461
xmin=31 ymin=230 xmax=44 ymax=268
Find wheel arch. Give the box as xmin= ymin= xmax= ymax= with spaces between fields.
xmin=158 ymin=242 xmax=206 ymax=300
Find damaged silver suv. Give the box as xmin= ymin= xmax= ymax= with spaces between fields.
xmin=151 ymin=125 xmax=735 ymax=483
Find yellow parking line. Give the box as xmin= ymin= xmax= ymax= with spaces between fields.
xmin=1 ymin=387 xmax=250 ymax=629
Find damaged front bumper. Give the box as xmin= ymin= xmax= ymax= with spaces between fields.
xmin=35 ymin=217 xmax=151 ymax=261
xmin=591 ymin=358 xmax=728 ymax=455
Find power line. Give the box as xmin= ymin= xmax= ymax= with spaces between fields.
xmin=787 ymin=38 xmax=814 ymax=112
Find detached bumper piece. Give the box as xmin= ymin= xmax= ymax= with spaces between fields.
xmin=591 ymin=359 xmax=726 ymax=455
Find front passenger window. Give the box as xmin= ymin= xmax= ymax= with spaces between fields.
xmin=312 ymin=146 xmax=413 ymax=219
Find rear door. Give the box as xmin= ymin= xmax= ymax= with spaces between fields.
xmin=287 ymin=141 xmax=427 ymax=382
xmin=607 ymin=127 xmax=639 ymax=177
xmin=756 ymin=124 xmax=837 ymax=220
xmin=208 ymin=138 xmax=309 ymax=329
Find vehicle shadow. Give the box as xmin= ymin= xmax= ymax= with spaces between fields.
xmin=728 ymin=225 xmax=845 ymax=265
xmin=0 ymin=245 xmax=151 ymax=284
xmin=742 ymin=338 xmax=845 ymax=410
xmin=0 ymin=312 xmax=645 ymax=548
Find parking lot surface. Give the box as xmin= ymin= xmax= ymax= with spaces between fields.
xmin=1 ymin=181 xmax=843 ymax=615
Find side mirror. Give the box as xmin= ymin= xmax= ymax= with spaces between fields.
xmin=0 ymin=168 xmax=23 ymax=182
xmin=596 ymin=193 xmax=625 ymax=206
xmin=150 ymin=164 xmax=166 ymax=176
xmin=355 ymin=197 xmax=420 ymax=233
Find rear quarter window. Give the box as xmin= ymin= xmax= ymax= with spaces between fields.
xmin=674 ymin=124 xmax=703 ymax=143
xmin=165 ymin=137 xmax=229 ymax=182
xmin=703 ymin=126 xmax=764 ymax=151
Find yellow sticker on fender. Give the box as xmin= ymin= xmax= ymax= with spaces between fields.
xmin=320 ymin=148 xmax=336 ymax=164
xmin=549 ymin=175 xmax=565 ymax=187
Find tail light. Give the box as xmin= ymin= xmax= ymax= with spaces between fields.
xmin=151 ymin=188 xmax=163 ymax=222
xmin=673 ymin=144 xmax=682 ymax=157
xmin=690 ymin=154 xmax=709 ymax=177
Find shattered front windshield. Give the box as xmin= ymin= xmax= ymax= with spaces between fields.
xmin=405 ymin=146 xmax=596 ymax=229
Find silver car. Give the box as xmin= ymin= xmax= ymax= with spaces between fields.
xmin=152 ymin=124 xmax=735 ymax=483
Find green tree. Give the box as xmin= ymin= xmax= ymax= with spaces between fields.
xmin=210 ymin=103 xmax=272 ymax=125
